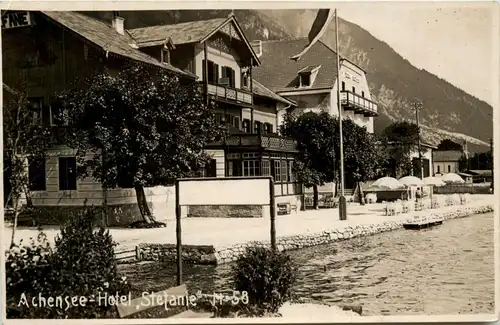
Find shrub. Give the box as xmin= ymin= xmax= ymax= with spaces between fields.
xmin=6 ymin=231 xmax=54 ymax=318
xmin=5 ymin=208 xmax=130 ymax=318
xmin=231 ymin=246 xmax=297 ymax=314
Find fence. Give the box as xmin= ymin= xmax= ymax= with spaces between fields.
xmin=433 ymin=184 xmax=491 ymax=195
xmin=115 ymin=247 xmax=138 ymax=264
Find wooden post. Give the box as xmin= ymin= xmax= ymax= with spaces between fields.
xmin=203 ymin=42 xmax=209 ymax=107
xmin=269 ymin=178 xmax=277 ymax=251
xmin=249 ymin=58 xmax=254 ymax=134
xmin=175 ymin=179 xmax=182 ymax=285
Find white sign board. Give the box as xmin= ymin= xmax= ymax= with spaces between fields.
xmin=178 ymin=178 xmax=271 ymax=206
xmin=2 ymin=12 xmax=34 ymax=29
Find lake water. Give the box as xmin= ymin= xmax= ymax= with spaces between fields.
xmin=120 ymin=212 xmax=495 ymax=316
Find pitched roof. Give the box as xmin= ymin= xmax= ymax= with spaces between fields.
xmin=40 ymin=11 xmax=195 ymax=77
xmin=252 ymin=38 xmax=339 ymax=93
xmin=252 ymin=79 xmax=295 ymax=106
xmin=128 ymin=18 xmax=228 ymax=47
xmin=432 ymin=150 xmax=463 ymax=162
xmin=128 ymin=16 xmax=261 ymax=66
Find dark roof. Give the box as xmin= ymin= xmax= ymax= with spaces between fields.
xmin=128 ymin=15 xmax=261 ymax=66
xmin=298 ymin=65 xmax=321 ymax=74
xmin=467 ymin=170 xmax=492 ymax=176
xmin=432 ymin=150 xmax=463 ymax=162
xmin=128 ymin=18 xmax=227 ymax=46
xmin=41 ymin=11 xmax=194 ymax=77
xmin=252 ymin=79 xmax=294 ymax=106
xmin=252 ymin=38 xmax=339 ymax=93
xmin=457 ymin=172 xmax=473 ymax=177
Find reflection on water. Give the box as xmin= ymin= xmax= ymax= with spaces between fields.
xmin=119 ymin=213 xmax=495 ymax=315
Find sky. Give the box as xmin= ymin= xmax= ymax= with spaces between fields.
xmin=332 ymin=1 xmax=498 ymax=106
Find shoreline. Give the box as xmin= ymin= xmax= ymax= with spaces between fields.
xmin=137 ymin=200 xmax=494 ymax=265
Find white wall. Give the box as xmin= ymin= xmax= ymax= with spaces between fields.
xmin=329 ymin=62 xmax=375 ymax=134
xmin=410 ymin=147 xmax=433 ymax=176
xmin=433 ymin=161 xmax=459 ymax=175
xmin=194 ymin=43 xmax=242 ymax=88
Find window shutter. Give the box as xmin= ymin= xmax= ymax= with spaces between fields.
xmin=214 ymin=63 xmax=219 ymax=83
xmin=233 ymin=116 xmax=241 ymax=130
xmin=202 ymin=60 xmax=207 ymax=82
xmin=231 ymin=69 xmax=236 ymax=87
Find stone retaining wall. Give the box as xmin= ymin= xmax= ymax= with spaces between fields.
xmin=136 ymin=203 xmax=493 ymax=265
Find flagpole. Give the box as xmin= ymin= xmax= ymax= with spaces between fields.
xmin=335 ymin=8 xmax=347 ymax=221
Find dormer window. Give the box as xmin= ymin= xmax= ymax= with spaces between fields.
xmin=298 ymin=65 xmax=321 ymax=88
xmin=161 ymin=38 xmax=176 ymax=64
xmin=300 ymin=74 xmax=311 ymax=87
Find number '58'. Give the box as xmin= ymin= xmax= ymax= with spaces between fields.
xmin=231 ymin=291 xmax=249 ymax=305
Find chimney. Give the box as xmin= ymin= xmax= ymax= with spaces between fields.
xmin=250 ymin=40 xmax=262 ymax=58
xmin=112 ymin=11 xmax=125 ymax=35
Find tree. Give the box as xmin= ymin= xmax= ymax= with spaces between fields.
xmin=59 ymin=64 xmax=226 ymax=225
xmin=3 ymin=82 xmax=56 ymax=246
xmin=340 ymin=119 xmax=388 ymax=203
xmin=281 ymin=112 xmax=387 ymax=208
xmin=437 ymin=139 xmax=463 ymax=151
xmin=382 ymin=121 xmax=420 ymax=178
xmin=281 ymin=112 xmax=336 ymax=209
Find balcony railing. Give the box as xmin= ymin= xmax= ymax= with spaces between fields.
xmin=340 ymin=91 xmax=378 ymax=117
xmin=208 ymin=133 xmax=298 ymax=152
xmin=205 ymin=83 xmax=253 ymax=105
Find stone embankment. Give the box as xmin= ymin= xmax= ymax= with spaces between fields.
xmin=136 ymin=202 xmax=493 ymax=265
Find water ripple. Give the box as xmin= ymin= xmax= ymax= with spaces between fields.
xmin=119 ymin=212 xmax=494 ymax=316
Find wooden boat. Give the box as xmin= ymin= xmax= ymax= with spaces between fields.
xmin=403 ymin=215 xmax=444 ymax=230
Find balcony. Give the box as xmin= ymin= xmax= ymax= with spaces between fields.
xmin=205 ymin=83 xmax=253 ymax=105
xmin=340 ymin=91 xmax=378 ymax=117
xmin=207 ymin=133 xmax=298 ymax=153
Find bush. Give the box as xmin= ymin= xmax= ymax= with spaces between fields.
xmin=6 ymin=231 xmax=54 ymax=318
xmin=5 ymin=208 xmax=130 ymax=318
xmin=231 ymin=246 xmax=297 ymax=314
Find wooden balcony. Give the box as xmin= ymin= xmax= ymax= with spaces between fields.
xmin=340 ymin=91 xmax=378 ymax=117
xmin=207 ymin=132 xmax=298 ymax=153
xmin=205 ymin=83 xmax=253 ymax=105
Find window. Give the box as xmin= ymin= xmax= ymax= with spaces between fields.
xmin=232 ymin=116 xmax=241 ymax=130
xmin=228 ymin=160 xmax=242 ymax=176
xmin=262 ymin=160 xmax=271 ymax=176
xmin=202 ymin=60 xmax=219 ymax=84
xmin=254 ymin=121 xmax=262 ymax=134
xmin=28 ymin=97 xmax=47 ymax=126
xmin=28 ymin=157 xmax=46 ymax=191
xmin=341 ymin=81 xmax=345 ymax=91
xmin=352 ymin=86 xmax=356 ymax=93
xmin=161 ymin=48 xmax=170 ymax=64
xmin=241 ymin=72 xmax=248 ymax=88
xmin=361 ymin=91 xmax=365 ymax=98
xmin=281 ymin=160 xmax=288 ymax=182
xmin=242 ymin=119 xmax=251 ymax=133
xmin=59 ymin=157 xmax=77 ymax=190
xmin=195 ymin=159 xmax=217 ymax=178
xmin=437 ymin=165 xmax=440 ymax=174
xmin=243 ymin=160 xmax=260 ymax=177
xmin=221 ymin=66 xmax=235 ymax=88
xmin=448 ymin=165 xmax=451 ymax=173
xmin=300 ymin=74 xmax=311 ymax=87
xmin=264 ymin=123 xmax=273 ymax=134
xmin=288 ymin=160 xmax=294 ymax=182
xmin=272 ymin=160 xmax=281 ymax=182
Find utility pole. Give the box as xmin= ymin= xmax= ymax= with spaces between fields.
xmin=490 ymin=138 xmax=494 ymax=192
xmin=335 ymin=9 xmax=347 ymax=221
xmin=413 ymin=100 xmax=425 ymax=179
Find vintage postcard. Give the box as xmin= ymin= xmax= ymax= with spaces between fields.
xmin=1 ymin=1 xmax=498 ymax=323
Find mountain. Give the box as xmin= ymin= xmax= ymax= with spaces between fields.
xmin=258 ymin=10 xmax=493 ymax=153
xmin=83 ymin=10 xmax=493 ymax=153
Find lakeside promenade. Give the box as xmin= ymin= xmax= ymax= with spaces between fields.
xmin=4 ymin=194 xmax=494 ymax=256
